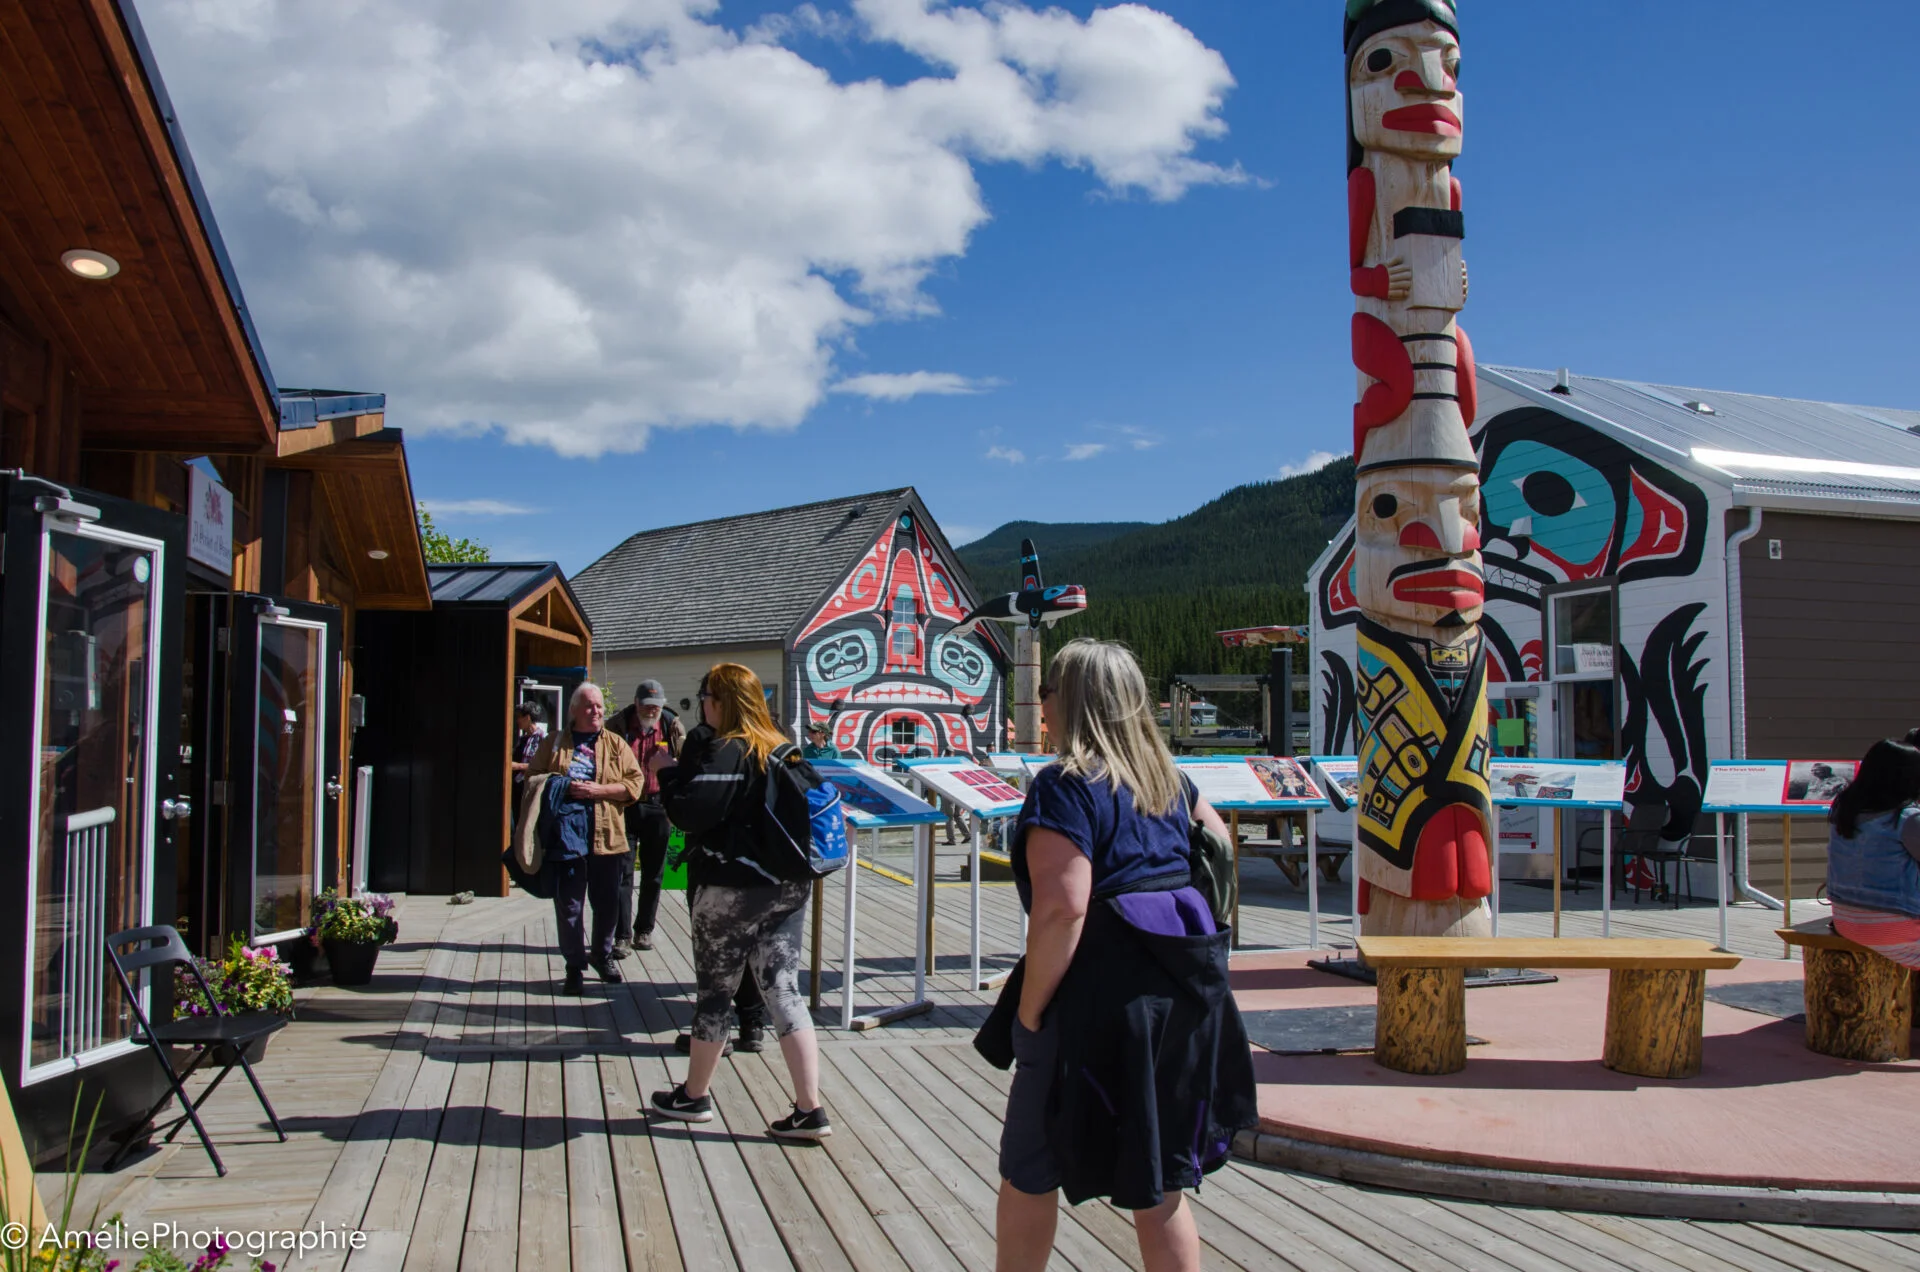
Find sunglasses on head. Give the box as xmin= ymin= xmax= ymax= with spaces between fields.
xmin=1039 ymin=682 xmax=1056 ymax=701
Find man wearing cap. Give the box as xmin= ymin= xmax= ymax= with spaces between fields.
xmin=801 ymin=721 xmax=839 ymax=761
xmin=609 ymin=679 xmax=686 ymax=954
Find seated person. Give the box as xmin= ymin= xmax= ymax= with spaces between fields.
xmin=1825 ymin=738 xmax=1920 ymax=968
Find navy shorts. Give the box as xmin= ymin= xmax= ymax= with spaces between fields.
xmin=999 ymin=1016 xmax=1061 ymax=1195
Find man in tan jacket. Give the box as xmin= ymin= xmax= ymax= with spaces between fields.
xmin=532 ymin=682 xmax=643 ymax=995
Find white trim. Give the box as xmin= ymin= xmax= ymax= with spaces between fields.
xmin=20 ymin=520 xmax=165 ymax=1083
xmin=252 ymin=927 xmax=308 ymax=949
xmin=1692 ymin=447 xmax=1920 ymax=484
xmin=251 ymin=615 xmax=331 ymax=944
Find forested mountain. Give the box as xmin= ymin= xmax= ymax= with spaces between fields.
xmin=955 ymin=457 xmax=1357 ymax=715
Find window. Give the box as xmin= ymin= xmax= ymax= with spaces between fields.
xmin=890 ymin=717 xmax=919 ymax=750
xmin=890 ymin=588 xmax=918 ymax=661
xmin=1545 ymin=584 xmax=1616 ymax=682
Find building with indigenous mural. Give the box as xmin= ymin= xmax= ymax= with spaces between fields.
xmin=1309 ymin=366 xmax=1920 ymax=895
xmin=572 ymin=489 xmax=1008 ymax=764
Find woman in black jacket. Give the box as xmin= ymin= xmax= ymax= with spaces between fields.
xmin=996 ymin=638 xmax=1254 ymax=1272
xmin=650 ymin=663 xmax=830 ymax=1140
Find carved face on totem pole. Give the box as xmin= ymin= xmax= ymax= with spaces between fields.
xmin=1345 ymin=0 xmax=1492 ymax=936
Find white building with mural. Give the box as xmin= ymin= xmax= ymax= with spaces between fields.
xmin=1309 ymin=366 xmax=1920 ymax=893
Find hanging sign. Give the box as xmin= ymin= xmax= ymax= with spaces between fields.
xmin=1487 ymin=759 xmax=1628 ymax=808
xmin=187 ymin=466 xmax=233 ymax=573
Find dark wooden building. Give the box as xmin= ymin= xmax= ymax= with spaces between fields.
xmin=357 ymin=564 xmax=592 ymax=896
xmin=0 ymin=1 xmax=428 ymax=1162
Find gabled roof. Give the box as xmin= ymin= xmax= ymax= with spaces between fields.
xmin=573 ymin=488 xmax=966 ymax=653
xmin=429 ymin=562 xmax=582 ymax=617
xmin=1483 ymin=367 xmax=1920 ymax=514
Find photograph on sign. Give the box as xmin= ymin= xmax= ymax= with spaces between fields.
xmin=914 ymin=764 xmax=1025 ymax=815
xmin=1310 ymin=757 xmax=1360 ymax=811
xmin=1246 ymin=756 xmax=1323 ymax=802
xmin=1784 ymin=760 xmax=1855 ymax=805
xmin=812 ymin=759 xmax=938 ymax=824
xmin=1175 ymin=759 xmax=1275 ymax=807
xmin=1703 ymin=762 xmax=1790 ymax=810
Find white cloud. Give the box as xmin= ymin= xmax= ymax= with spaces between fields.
xmin=1276 ymin=450 xmax=1346 ymax=479
xmin=1063 ymin=442 xmax=1108 ymax=461
xmin=985 ymin=445 xmax=1027 ymax=463
xmin=417 ymin=498 xmax=541 ymax=516
xmin=140 ymin=0 xmax=1239 ymax=458
xmin=831 ymin=370 xmax=997 ymax=401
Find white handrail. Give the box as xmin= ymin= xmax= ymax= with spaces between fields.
xmin=65 ymin=807 xmax=117 ymax=833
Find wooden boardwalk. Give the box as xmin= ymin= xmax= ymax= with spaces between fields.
xmin=62 ymin=844 xmax=1919 ymax=1271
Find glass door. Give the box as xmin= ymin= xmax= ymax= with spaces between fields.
xmin=251 ymin=614 xmax=329 ymax=944
xmin=24 ymin=520 xmax=164 ymax=1082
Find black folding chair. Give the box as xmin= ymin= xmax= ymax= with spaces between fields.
xmin=103 ymin=925 xmax=289 ymax=1177
xmin=1574 ymin=801 xmax=1668 ymax=900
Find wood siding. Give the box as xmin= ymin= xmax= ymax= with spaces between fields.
xmin=1739 ymin=510 xmax=1920 ymax=890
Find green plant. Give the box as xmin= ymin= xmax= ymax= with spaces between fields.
xmin=416 ymin=506 xmax=489 ymax=564
xmin=173 ymin=939 xmax=293 ymax=1021
xmin=315 ymin=896 xmax=397 ymax=946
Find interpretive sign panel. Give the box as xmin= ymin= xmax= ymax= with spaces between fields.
xmin=1703 ymin=759 xmax=1855 ymax=812
xmin=812 ymin=759 xmax=945 ymax=827
xmin=1309 ymin=757 xmax=1360 ymax=812
xmin=1176 ymin=757 xmax=1332 ymax=810
xmin=1487 ymin=759 xmax=1628 ymax=808
xmin=908 ymin=763 xmax=1026 ymax=818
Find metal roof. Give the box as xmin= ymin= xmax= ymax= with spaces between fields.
xmin=427 ymin=562 xmax=582 ymax=618
xmin=1484 ymin=367 xmax=1920 ymax=511
xmin=572 ymin=488 xmax=955 ymax=653
xmin=277 ymin=389 xmax=386 ymax=428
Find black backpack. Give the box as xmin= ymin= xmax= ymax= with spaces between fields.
xmin=748 ymin=744 xmax=852 ymax=881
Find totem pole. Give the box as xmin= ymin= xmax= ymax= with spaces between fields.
xmin=952 ymin=539 xmax=1087 ymax=753
xmin=1344 ymin=0 xmax=1493 ymax=937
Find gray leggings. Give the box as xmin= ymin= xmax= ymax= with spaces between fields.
xmin=689 ymin=880 xmax=813 ymax=1043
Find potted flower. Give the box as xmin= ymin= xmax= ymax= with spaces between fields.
xmin=173 ymin=937 xmax=295 ymax=1063
xmin=318 ymin=893 xmax=398 ymax=986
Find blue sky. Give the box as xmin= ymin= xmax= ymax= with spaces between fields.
xmin=146 ymin=1 xmax=1918 ymax=573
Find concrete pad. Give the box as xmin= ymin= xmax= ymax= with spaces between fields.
xmin=1233 ymin=950 xmax=1920 ymax=1193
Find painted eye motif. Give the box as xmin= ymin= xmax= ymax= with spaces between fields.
xmin=1520 ymin=471 xmax=1585 ymax=517
xmin=1371 ymin=493 xmax=1399 ymax=519
xmin=1366 ymin=47 xmax=1393 ymax=74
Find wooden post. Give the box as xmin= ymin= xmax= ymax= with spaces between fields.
xmin=1603 ymin=968 xmax=1707 ymax=1079
xmin=1782 ymin=814 xmax=1793 ymax=951
xmin=1374 ymin=966 xmax=1466 ymax=1075
xmin=1803 ymin=946 xmax=1913 ymax=1062
xmin=1230 ymin=809 xmax=1242 ymax=949
xmin=1551 ymin=808 xmax=1563 ymax=938
xmin=809 ymin=877 xmax=825 ymax=1011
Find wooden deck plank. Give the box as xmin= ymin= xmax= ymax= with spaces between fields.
xmin=400 ymin=1053 xmax=490 ymax=1272
xmin=563 ymin=1055 xmax=628 ymax=1272
xmin=458 ymin=1057 xmax=526 ymax=1272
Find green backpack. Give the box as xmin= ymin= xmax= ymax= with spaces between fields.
xmin=1183 ymin=791 xmax=1237 ymax=932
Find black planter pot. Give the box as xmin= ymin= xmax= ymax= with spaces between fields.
xmin=277 ymin=934 xmax=321 ymax=981
xmin=323 ymin=938 xmax=384 ymax=986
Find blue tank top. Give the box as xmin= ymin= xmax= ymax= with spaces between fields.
xmin=1826 ymin=806 xmax=1920 ymax=919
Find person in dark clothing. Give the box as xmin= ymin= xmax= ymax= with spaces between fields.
xmin=801 ymin=721 xmax=838 ymax=760
xmin=992 ymin=637 xmax=1254 ymax=1272
xmin=509 ymin=701 xmax=544 ymax=836
xmin=650 ymin=663 xmax=831 ymax=1141
xmin=609 ymin=679 xmax=687 ymax=956
xmin=529 ymin=683 xmax=643 ymax=995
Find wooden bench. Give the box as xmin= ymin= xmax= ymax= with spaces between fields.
xmin=1356 ymin=937 xmax=1741 ymax=1080
xmin=1778 ymin=920 xmax=1916 ymax=1063
xmin=1239 ymin=838 xmax=1349 ymax=888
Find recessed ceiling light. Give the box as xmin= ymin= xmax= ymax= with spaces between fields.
xmin=367 ymin=548 xmax=390 ymax=560
xmin=61 ymin=249 xmax=120 ymax=280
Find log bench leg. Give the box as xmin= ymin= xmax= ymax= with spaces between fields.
xmin=1603 ymin=968 xmax=1705 ymax=1079
xmin=1375 ymin=966 xmax=1465 ymax=1075
xmin=1802 ymin=945 xmax=1913 ymax=1063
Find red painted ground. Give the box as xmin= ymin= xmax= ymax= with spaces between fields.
xmin=1234 ymin=952 xmax=1920 ymax=1192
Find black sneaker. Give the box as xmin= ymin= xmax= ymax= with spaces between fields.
xmin=768 ymin=1104 xmax=831 ymax=1141
xmin=561 ymin=968 xmax=584 ymax=996
xmin=735 ymin=1026 xmax=766 ymax=1054
xmin=591 ymin=959 xmax=624 ymax=984
xmin=674 ymin=1032 xmax=733 ymax=1056
xmin=651 ymin=1084 xmax=713 ymax=1123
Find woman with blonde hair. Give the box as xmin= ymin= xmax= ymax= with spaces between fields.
xmin=652 ymin=663 xmax=830 ymax=1139
xmin=988 ymin=638 xmax=1256 ymax=1272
